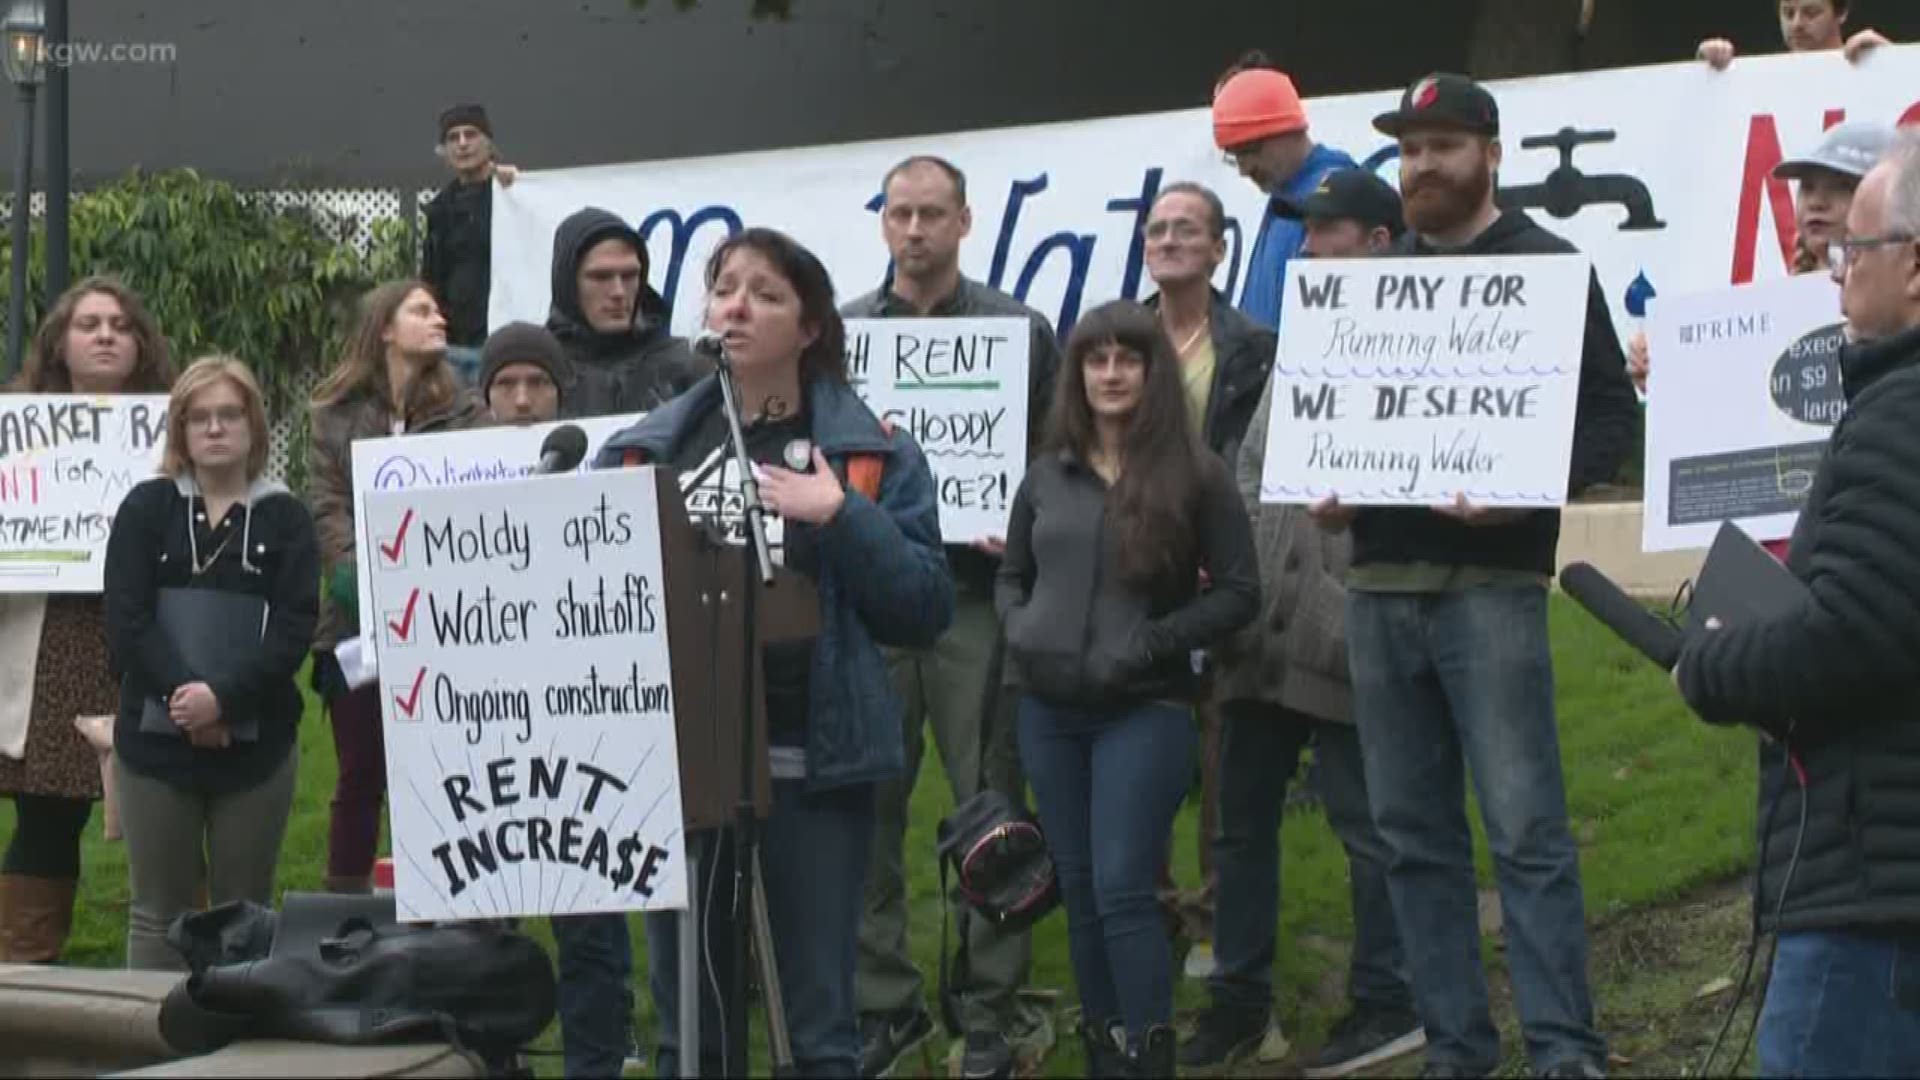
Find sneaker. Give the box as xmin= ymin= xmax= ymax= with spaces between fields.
xmin=857 ymin=1007 xmax=935 ymax=1079
xmin=960 ymin=1030 xmax=1014 ymax=1079
xmin=1538 ymin=1060 xmax=1607 ymax=1080
xmin=621 ymin=1030 xmax=648 ymax=1075
xmin=1302 ymin=1005 xmax=1427 ymax=1078
xmin=1176 ymin=1003 xmax=1268 ymax=1075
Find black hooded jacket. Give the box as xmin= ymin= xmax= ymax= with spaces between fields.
xmin=421 ymin=179 xmax=492 ymax=348
xmin=544 ymin=208 xmax=707 ymax=419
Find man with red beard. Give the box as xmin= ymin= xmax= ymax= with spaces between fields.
xmin=1310 ymin=73 xmax=1640 ymax=1080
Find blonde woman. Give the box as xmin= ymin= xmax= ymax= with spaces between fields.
xmin=102 ymin=357 xmax=317 ymax=970
xmin=0 ymin=277 xmax=175 ymax=963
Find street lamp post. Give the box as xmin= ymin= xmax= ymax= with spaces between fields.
xmin=2 ymin=0 xmax=44 ymax=379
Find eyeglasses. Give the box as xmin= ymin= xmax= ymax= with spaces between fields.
xmin=1143 ymin=219 xmax=1209 ymax=243
xmin=184 ymin=406 xmax=246 ymax=431
xmin=1221 ymin=137 xmax=1270 ymax=168
xmin=1828 ymin=233 xmax=1918 ymax=272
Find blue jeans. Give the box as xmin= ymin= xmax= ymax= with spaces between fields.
xmin=1759 ymin=928 xmax=1920 ymax=1077
xmin=550 ymin=913 xmax=634 ymax=1079
xmin=1209 ymin=700 xmax=1410 ymax=1014
xmin=1018 ymin=696 xmax=1195 ymax=1046
xmin=1347 ymin=585 xmax=1603 ymax=1074
xmin=646 ymin=780 xmax=875 ymax=1079
xmin=446 ymin=344 xmax=482 ymax=389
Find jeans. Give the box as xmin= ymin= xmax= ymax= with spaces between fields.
xmin=862 ymin=592 xmax=1031 ymax=1031
xmin=1018 ymin=696 xmax=1194 ymax=1046
xmin=1759 ymin=928 xmax=1920 ymax=1077
xmin=551 ymin=913 xmax=635 ymax=1079
xmin=1209 ymin=700 xmax=1410 ymax=1014
xmin=1347 ymin=585 xmax=1602 ymax=1074
xmin=647 ymin=779 xmax=875 ymax=1078
xmin=115 ymin=749 xmax=298 ymax=971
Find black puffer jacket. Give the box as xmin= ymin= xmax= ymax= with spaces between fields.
xmin=544 ymin=208 xmax=708 ymax=418
xmin=1677 ymin=324 xmax=1920 ymax=933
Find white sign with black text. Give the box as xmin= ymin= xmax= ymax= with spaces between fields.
xmin=1259 ymin=255 xmax=1590 ymax=508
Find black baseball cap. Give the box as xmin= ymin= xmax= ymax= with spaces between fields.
xmin=1275 ymin=168 xmax=1406 ymax=237
xmin=1372 ymin=73 xmax=1499 ymax=138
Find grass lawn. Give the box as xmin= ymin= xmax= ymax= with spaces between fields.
xmin=1 ymin=595 xmax=1759 ymax=1076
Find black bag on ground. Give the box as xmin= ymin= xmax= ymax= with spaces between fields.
xmin=159 ymin=896 xmax=555 ymax=1067
xmin=935 ymin=789 xmax=1059 ymax=933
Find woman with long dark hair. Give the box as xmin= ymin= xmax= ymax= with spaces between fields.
xmin=307 ymin=280 xmax=481 ymax=893
xmin=0 ymin=277 xmax=175 ymax=962
xmin=596 ymin=227 xmax=953 ymax=1078
xmin=996 ymin=300 xmax=1258 ymax=1076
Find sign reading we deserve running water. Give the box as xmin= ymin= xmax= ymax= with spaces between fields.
xmin=1643 ymin=274 xmax=1843 ymax=552
xmin=363 ymin=469 xmax=686 ymax=922
xmin=0 ymin=395 xmax=169 ymax=592
xmin=1259 ymin=255 xmax=1589 ymax=508
xmin=350 ymin=414 xmax=642 ymax=662
xmin=844 ymin=317 xmax=1027 ymax=542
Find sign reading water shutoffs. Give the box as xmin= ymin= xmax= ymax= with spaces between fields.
xmin=1259 ymin=255 xmax=1589 ymax=508
xmin=364 ymin=469 xmax=686 ymax=922
xmin=0 ymin=394 xmax=169 ymax=593
xmin=844 ymin=317 xmax=1029 ymax=542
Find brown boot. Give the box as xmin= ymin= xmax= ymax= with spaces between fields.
xmin=323 ymin=875 xmax=372 ymax=895
xmin=0 ymin=873 xmax=78 ymax=964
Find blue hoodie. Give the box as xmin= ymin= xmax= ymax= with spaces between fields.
xmin=594 ymin=375 xmax=955 ymax=791
xmin=1238 ymin=142 xmax=1358 ymax=330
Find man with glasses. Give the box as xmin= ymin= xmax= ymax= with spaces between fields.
xmin=1675 ymin=129 xmax=1920 ymax=1079
xmin=1210 ymin=52 xmax=1357 ymax=329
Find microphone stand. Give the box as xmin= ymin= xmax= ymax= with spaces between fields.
xmin=708 ymin=342 xmax=796 ymax=1078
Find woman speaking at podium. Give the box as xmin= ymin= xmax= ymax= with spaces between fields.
xmin=596 ymin=227 xmax=953 ymax=1078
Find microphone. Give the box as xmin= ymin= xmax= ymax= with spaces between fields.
xmin=1559 ymin=561 xmax=1682 ymax=671
xmin=692 ymin=330 xmax=728 ymax=364
xmin=534 ymin=423 xmax=590 ymax=475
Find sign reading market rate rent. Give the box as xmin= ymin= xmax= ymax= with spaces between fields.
xmin=364 ymin=468 xmax=686 ymax=923
xmin=0 ymin=394 xmax=169 ymax=593
xmin=1259 ymin=255 xmax=1589 ymax=508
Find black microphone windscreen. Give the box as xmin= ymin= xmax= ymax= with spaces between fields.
xmin=1559 ymin=561 xmax=1682 ymax=671
xmin=538 ymin=423 xmax=590 ymax=473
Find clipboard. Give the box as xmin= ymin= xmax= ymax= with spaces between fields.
xmin=139 ymin=587 xmax=268 ymax=742
xmin=1686 ymin=522 xmax=1809 ymax=632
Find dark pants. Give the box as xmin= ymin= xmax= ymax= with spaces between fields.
xmin=551 ymin=913 xmax=635 ymax=1079
xmin=1347 ymin=585 xmax=1603 ymax=1075
xmin=1209 ymin=700 xmax=1410 ymax=1013
xmin=1018 ymin=696 xmax=1194 ymax=1047
xmin=647 ymin=780 xmax=875 ymax=1079
xmin=324 ymin=683 xmax=385 ymax=881
xmin=1759 ymin=928 xmax=1920 ymax=1077
xmin=2 ymin=794 xmax=91 ymax=877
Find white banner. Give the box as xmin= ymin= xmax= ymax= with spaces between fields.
xmin=365 ymin=470 xmax=686 ymax=922
xmin=350 ymin=414 xmax=642 ymax=664
xmin=1260 ymin=255 xmax=1590 ymax=507
xmin=845 ymin=317 xmax=1028 ymax=542
xmin=0 ymin=394 xmax=168 ymax=593
xmin=491 ymin=49 xmax=1920 ymax=346
xmin=1643 ymin=275 xmax=1843 ymax=552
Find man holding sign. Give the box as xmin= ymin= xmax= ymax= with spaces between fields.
xmin=1308 ymin=74 xmax=1639 ymax=1080
xmin=841 ymin=155 xmax=1061 ymax=1080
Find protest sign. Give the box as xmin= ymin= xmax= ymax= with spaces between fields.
xmin=1258 ymin=255 xmax=1589 ymax=508
xmin=844 ymin=317 xmax=1028 ymax=542
xmin=364 ymin=469 xmax=685 ymax=922
xmin=0 ymin=394 xmax=168 ymax=593
xmin=1643 ymin=274 xmax=1842 ymax=552
xmin=351 ymin=414 xmax=641 ymax=662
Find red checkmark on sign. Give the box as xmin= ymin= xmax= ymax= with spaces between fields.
xmin=378 ymin=509 xmax=415 ymax=565
xmin=393 ymin=667 xmax=428 ymax=719
xmin=387 ymin=588 xmax=422 ymax=642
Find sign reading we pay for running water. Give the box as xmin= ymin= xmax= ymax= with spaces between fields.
xmin=363 ymin=469 xmax=685 ymax=923
xmin=845 ymin=317 xmax=1028 ymax=542
xmin=1259 ymin=255 xmax=1590 ymax=508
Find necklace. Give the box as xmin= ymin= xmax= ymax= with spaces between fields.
xmin=190 ymin=528 xmax=235 ymax=577
xmin=1175 ymin=320 xmax=1210 ymax=358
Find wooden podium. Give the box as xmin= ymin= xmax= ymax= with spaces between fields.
xmin=649 ymin=467 xmax=820 ymax=833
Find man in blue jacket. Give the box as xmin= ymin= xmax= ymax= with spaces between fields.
xmin=1211 ymin=53 xmax=1357 ymax=330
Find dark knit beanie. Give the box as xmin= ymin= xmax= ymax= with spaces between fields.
xmin=479 ymin=322 xmax=572 ymax=400
xmin=439 ymin=103 xmax=493 ymax=141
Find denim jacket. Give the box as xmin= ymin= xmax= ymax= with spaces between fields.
xmin=594 ymin=375 xmax=955 ymax=791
